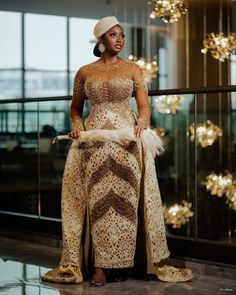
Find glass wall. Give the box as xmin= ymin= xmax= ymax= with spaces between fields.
xmin=152 ymin=90 xmax=236 ymax=244
xmin=0 ymin=89 xmax=235 ymax=245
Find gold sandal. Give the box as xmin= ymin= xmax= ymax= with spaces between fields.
xmin=89 ymin=275 xmax=106 ymax=287
xmin=89 ymin=268 xmax=107 ymax=287
xmin=41 ymin=265 xmax=83 ymax=284
xmin=156 ymin=265 xmax=193 ymax=282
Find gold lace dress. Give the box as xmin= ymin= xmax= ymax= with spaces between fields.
xmin=42 ymin=60 xmax=192 ymax=284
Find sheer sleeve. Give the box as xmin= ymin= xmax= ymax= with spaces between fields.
xmin=132 ymin=63 xmax=150 ymax=127
xmin=73 ymin=75 xmax=86 ymax=98
xmin=70 ymin=69 xmax=85 ymax=130
xmin=133 ymin=63 xmax=148 ymax=94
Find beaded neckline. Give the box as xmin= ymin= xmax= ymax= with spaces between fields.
xmin=89 ymin=60 xmax=131 ymax=72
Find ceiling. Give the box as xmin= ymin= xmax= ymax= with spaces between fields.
xmin=0 ymin=0 xmax=163 ymax=24
xmin=0 ymin=0 xmax=234 ymax=29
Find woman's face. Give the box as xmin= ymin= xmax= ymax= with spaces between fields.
xmin=100 ymin=25 xmax=125 ymax=55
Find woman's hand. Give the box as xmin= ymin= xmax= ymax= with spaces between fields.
xmin=134 ymin=124 xmax=148 ymax=138
xmin=68 ymin=128 xmax=81 ymax=139
xmin=135 ymin=117 xmax=149 ymax=138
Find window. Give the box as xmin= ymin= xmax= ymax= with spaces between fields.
xmin=0 ymin=11 xmax=22 ymax=99
xmin=25 ymin=13 xmax=67 ymax=98
xmin=0 ymin=11 xmax=21 ymax=69
xmin=69 ymin=17 xmax=98 ymax=71
xmin=25 ymin=13 xmax=67 ymax=71
xmin=69 ymin=17 xmax=97 ymax=94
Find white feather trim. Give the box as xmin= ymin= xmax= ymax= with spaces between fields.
xmin=53 ymin=128 xmax=164 ymax=158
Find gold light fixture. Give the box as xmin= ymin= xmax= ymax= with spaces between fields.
xmin=148 ymin=0 xmax=187 ymax=23
xmin=201 ymin=32 xmax=236 ymax=62
xmin=205 ymin=172 xmax=233 ymax=197
xmin=189 ymin=120 xmax=223 ymax=148
xmin=154 ymin=95 xmax=183 ymax=114
xmin=150 ymin=126 xmax=166 ymax=137
xmin=128 ymin=55 xmax=158 ymax=83
xmin=225 ymin=181 xmax=236 ymax=211
xmin=163 ymin=201 xmax=194 ymax=228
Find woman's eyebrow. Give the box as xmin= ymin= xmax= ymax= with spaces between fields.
xmin=109 ymin=30 xmax=123 ymax=34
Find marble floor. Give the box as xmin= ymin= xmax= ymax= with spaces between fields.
xmin=0 ymin=236 xmax=236 ymax=295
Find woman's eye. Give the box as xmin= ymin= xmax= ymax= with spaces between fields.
xmin=110 ymin=32 xmax=125 ymax=38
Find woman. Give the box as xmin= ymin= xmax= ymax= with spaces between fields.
xmin=41 ymin=16 xmax=193 ymax=287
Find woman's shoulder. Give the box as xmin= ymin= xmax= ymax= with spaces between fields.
xmin=129 ymin=61 xmax=142 ymax=72
xmin=76 ymin=63 xmax=93 ymax=74
xmin=74 ymin=63 xmax=94 ymax=80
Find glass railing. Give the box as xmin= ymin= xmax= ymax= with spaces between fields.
xmin=0 ymin=86 xmax=235 ymax=246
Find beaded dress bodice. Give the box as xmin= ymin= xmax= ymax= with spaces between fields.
xmin=73 ymin=60 xmax=148 ymax=130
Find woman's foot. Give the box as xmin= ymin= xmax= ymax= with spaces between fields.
xmin=89 ymin=267 xmax=106 ymax=287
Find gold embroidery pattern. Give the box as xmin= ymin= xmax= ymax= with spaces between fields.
xmin=88 ymin=61 xmax=132 ymax=72
xmin=125 ymin=141 xmax=142 ymax=171
xmin=78 ymin=141 xmax=104 ymax=163
xmin=133 ymin=79 xmax=148 ymax=94
xmin=88 ymin=155 xmax=138 ymax=195
xmin=85 ymin=76 xmax=133 ymax=105
xmin=85 ymin=102 xmax=136 ymax=130
xmin=78 ymin=141 xmax=104 ymax=149
xmin=91 ymin=189 xmax=136 ymax=225
xmin=73 ymin=79 xmax=85 ymax=97
xmin=101 ymin=120 xmax=117 ymax=130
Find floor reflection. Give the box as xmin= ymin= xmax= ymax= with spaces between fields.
xmin=0 ymin=258 xmax=177 ymax=295
xmin=0 ymin=259 xmax=58 ymax=295
xmin=0 ymin=257 xmax=236 ymax=295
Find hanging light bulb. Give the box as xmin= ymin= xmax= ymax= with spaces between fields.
xmin=148 ymin=0 xmax=187 ymax=23
xmin=225 ymin=181 xmax=236 ymax=210
xmin=201 ymin=32 xmax=236 ymax=62
xmin=189 ymin=120 xmax=223 ymax=148
xmin=154 ymin=95 xmax=183 ymax=114
xmin=205 ymin=172 xmax=233 ymax=197
xmin=163 ymin=200 xmax=194 ymax=228
xmin=128 ymin=55 xmax=158 ymax=82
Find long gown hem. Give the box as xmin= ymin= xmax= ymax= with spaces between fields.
xmin=94 ymin=259 xmax=134 ymax=269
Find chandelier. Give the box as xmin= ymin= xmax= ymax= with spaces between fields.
xmin=154 ymin=95 xmax=183 ymax=114
xmin=148 ymin=0 xmax=187 ymax=23
xmin=150 ymin=126 xmax=166 ymax=137
xmin=163 ymin=201 xmax=194 ymax=228
xmin=201 ymin=32 xmax=236 ymax=62
xmin=128 ymin=55 xmax=158 ymax=83
xmin=225 ymin=181 xmax=236 ymax=211
xmin=189 ymin=120 xmax=223 ymax=148
xmin=205 ymin=172 xmax=233 ymax=198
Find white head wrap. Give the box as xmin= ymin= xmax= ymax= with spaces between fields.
xmin=93 ymin=16 xmax=119 ymax=39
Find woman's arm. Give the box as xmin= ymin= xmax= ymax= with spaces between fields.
xmin=68 ymin=68 xmax=85 ymax=139
xmin=133 ymin=64 xmax=151 ymax=137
